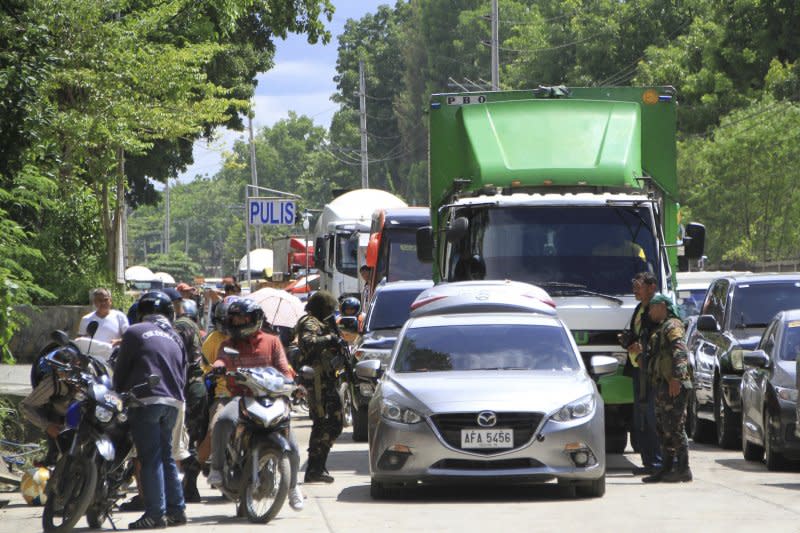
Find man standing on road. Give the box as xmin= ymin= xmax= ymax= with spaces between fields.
xmin=114 ymin=291 xmax=187 ymax=528
xmin=295 ymin=290 xmax=344 ymax=484
xmin=643 ymin=294 xmax=693 ymax=484
xmin=78 ymin=287 xmax=128 ymax=344
xmin=623 ymin=272 xmax=662 ymax=475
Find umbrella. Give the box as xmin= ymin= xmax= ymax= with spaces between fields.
xmin=248 ymin=287 xmax=306 ymax=329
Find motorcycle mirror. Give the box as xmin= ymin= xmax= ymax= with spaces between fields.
xmin=51 ymin=330 xmax=70 ymax=346
xmin=146 ymin=374 xmax=161 ymax=388
xmin=223 ymin=347 xmax=240 ymax=357
xmin=300 ymin=365 xmax=315 ymax=381
xmin=339 ymin=316 xmax=359 ymax=334
xmin=86 ymin=320 xmax=100 ymax=337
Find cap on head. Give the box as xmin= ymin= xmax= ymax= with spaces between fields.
xmin=176 ymin=282 xmax=192 ymax=292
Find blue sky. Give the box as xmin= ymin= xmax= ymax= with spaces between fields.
xmin=178 ymin=1 xmax=390 ymax=181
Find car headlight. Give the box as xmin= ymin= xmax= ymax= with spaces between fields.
xmin=94 ymin=405 xmax=114 ymax=423
xmin=381 ymin=399 xmax=422 ymax=424
xmin=775 ymin=386 xmax=798 ymax=403
xmin=551 ymin=394 xmax=596 ymax=422
xmin=730 ymin=349 xmax=745 ymax=371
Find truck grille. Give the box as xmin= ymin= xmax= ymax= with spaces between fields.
xmin=430 ymin=412 xmax=544 ymax=455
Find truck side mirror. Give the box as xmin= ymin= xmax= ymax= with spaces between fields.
xmin=683 ymin=222 xmax=706 ymax=260
xmin=446 ymin=217 xmax=469 ymax=243
xmin=416 ymin=226 xmax=433 ymax=263
xmin=315 ymin=236 xmax=326 ymax=273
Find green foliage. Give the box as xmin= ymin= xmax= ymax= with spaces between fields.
xmin=145 ymin=252 xmax=203 ymax=284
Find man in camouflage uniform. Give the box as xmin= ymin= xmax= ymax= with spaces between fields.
xmin=643 ymin=294 xmax=693 ymax=483
xmin=295 ymin=290 xmax=344 ymax=483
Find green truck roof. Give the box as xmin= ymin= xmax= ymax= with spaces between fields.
xmin=429 ymin=87 xmax=677 ymax=207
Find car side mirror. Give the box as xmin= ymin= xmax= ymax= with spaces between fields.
xmin=683 ymin=222 xmax=706 ymax=260
xmin=446 ymin=217 xmax=469 ymax=243
xmin=743 ymin=349 xmax=770 ymax=369
xmin=356 ymin=359 xmax=383 ymax=380
xmin=696 ymin=315 xmax=719 ymax=333
xmin=416 ymin=226 xmax=433 ymax=263
xmin=589 ymin=355 xmax=618 ymax=377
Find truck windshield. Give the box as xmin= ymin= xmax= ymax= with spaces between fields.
xmin=378 ymin=229 xmax=431 ymax=282
xmin=451 ymin=205 xmax=659 ymax=295
xmin=336 ymin=233 xmax=358 ymax=277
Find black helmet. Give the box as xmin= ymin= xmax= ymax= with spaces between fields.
xmin=340 ymin=296 xmax=361 ymax=316
xmin=136 ymin=290 xmax=175 ymax=323
xmin=223 ymin=298 xmax=263 ymax=340
xmin=305 ymin=290 xmax=337 ymax=320
xmin=212 ymin=296 xmax=239 ymax=328
xmin=180 ymin=299 xmax=198 ymax=321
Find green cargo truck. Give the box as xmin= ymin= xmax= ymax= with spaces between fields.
xmin=417 ymin=86 xmax=705 ymax=452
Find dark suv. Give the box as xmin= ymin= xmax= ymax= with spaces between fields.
xmin=688 ymin=274 xmax=800 ymax=448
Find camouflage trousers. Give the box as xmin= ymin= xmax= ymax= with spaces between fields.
xmin=307 ymin=380 xmax=343 ymax=463
xmin=654 ymin=382 xmax=689 ymax=456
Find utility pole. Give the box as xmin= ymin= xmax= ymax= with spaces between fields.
xmin=163 ymin=178 xmax=170 ymax=255
xmin=248 ymin=111 xmax=261 ymax=248
xmin=491 ymin=0 xmax=499 ymax=90
xmin=359 ymin=60 xmax=369 ymax=188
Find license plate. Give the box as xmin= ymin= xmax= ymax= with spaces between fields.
xmin=460 ymin=428 xmax=514 ymax=449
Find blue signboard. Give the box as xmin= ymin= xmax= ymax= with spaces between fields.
xmin=248 ymin=198 xmax=296 ymax=226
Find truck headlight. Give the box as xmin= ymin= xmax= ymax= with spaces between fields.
xmin=551 ymin=394 xmax=596 ymax=422
xmin=381 ymin=399 xmax=422 ymax=424
xmin=775 ymin=386 xmax=798 ymax=403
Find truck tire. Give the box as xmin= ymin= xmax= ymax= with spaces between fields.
xmin=689 ymin=389 xmax=715 ymax=444
xmin=714 ymin=383 xmax=740 ymax=449
xmin=352 ymin=406 xmax=368 ymax=442
xmin=605 ymin=430 xmax=627 ymax=454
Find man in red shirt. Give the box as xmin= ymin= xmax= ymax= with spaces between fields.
xmin=207 ymin=298 xmax=304 ymax=511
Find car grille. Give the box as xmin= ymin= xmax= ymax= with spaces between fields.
xmin=431 ymin=458 xmax=544 ymax=470
xmin=430 ymin=412 xmax=544 ymax=455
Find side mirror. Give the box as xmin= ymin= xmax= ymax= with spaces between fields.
xmin=416 ymin=226 xmax=433 ymax=263
xmin=300 ymin=365 xmax=315 ymax=381
xmin=683 ymin=222 xmax=706 ymax=260
xmin=314 ymin=236 xmax=326 ymax=272
xmin=446 ymin=217 xmax=469 ymax=243
xmin=743 ymin=349 xmax=770 ymax=369
xmin=147 ymin=374 xmax=161 ymax=388
xmin=589 ymin=355 xmax=618 ymax=377
xmin=356 ymin=359 xmax=383 ymax=380
xmin=51 ymin=330 xmax=70 ymax=346
xmin=86 ymin=321 xmax=99 ymax=338
xmin=696 ymin=314 xmax=720 ymax=333
xmin=339 ymin=316 xmax=359 ymax=334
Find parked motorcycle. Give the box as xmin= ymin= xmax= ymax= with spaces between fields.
xmin=41 ymin=330 xmax=156 ymax=532
xmin=211 ymin=358 xmax=298 ymax=524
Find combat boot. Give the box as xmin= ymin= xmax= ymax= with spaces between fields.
xmin=642 ymin=452 xmax=673 ymax=483
xmin=661 ymin=450 xmax=692 ymax=483
xmin=182 ymin=457 xmax=202 ymax=503
xmin=304 ymin=456 xmax=334 ymax=484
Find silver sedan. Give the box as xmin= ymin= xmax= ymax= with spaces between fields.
xmin=359 ymin=312 xmax=617 ymax=499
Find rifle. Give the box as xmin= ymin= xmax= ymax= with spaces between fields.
xmin=325 ymin=315 xmax=355 ymax=382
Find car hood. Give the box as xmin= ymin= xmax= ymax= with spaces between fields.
xmin=772 ymin=360 xmax=797 ymax=389
xmin=731 ymin=329 xmax=763 ymax=350
xmin=383 ymin=370 xmax=595 ymax=415
xmin=359 ymin=328 xmax=401 ymax=349
xmin=554 ymin=296 xmax=636 ymax=331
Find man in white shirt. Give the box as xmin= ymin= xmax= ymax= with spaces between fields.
xmin=78 ymin=288 xmax=129 ymax=345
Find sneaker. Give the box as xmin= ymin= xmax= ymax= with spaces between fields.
xmin=207 ymin=468 xmax=223 ymax=488
xmin=128 ymin=514 xmax=167 ymax=530
xmin=119 ymin=495 xmax=145 ymax=512
xmin=288 ymin=487 xmax=304 ymax=511
xmin=166 ymin=510 xmax=187 ymax=526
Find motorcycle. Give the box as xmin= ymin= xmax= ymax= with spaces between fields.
xmin=211 ymin=356 xmax=300 ymax=524
xmin=41 ymin=330 xmax=157 ymax=532
xmin=327 ymin=316 xmax=359 ymax=428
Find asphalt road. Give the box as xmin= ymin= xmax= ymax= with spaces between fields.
xmin=2 ymin=411 xmax=800 ymax=533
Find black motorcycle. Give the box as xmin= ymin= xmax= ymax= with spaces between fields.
xmin=42 ymin=330 xmax=157 ymax=532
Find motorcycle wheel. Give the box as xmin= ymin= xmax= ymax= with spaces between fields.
xmin=86 ymin=508 xmax=106 ymax=529
xmin=242 ymin=447 xmax=290 ymax=524
xmin=42 ymin=455 xmax=98 ymax=533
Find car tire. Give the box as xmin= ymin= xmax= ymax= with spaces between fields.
xmin=575 ymin=475 xmax=605 ymax=498
xmin=764 ymin=410 xmax=787 ymax=471
xmin=741 ymin=415 xmax=764 ymax=462
xmin=714 ymin=383 xmax=740 ymax=449
xmin=605 ymin=430 xmax=627 ymax=454
xmin=689 ymin=389 xmax=715 ymax=444
xmin=352 ymin=406 xmax=368 ymax=442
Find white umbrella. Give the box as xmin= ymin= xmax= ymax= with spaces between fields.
xmin=248 ymin=287 xmax=306 ymax=328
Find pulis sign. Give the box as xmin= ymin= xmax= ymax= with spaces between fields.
xmin=248 ymin=198 xmax=296 ymax=226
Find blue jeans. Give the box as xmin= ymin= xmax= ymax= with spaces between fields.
xmin=130 ymin=404 xmax=185 ymax=519
xmin=632 ymin=368 xmax=662 ymax=469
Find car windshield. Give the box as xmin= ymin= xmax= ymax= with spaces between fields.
xmin=367 ymin=288 xmax=428 ymax=331
xmin=393 ymin=323 xmax=579 ymax=373
xmin=379 ymin=229 xmax=431 ymax=282
xmin=450 ymin=206 xmax=659 ymax=295
xmin=677 ymin=289 xmax=707 ymax=318
xmin=730 ymin=282 xmax=800 ymax=328
xmin=780 ymin=322 xmax=800 ymax=361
